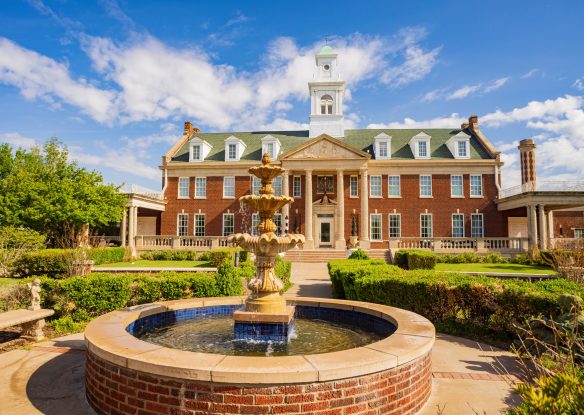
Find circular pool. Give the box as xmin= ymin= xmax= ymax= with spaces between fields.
xmin=84 ymin=296 xmax=434 ymax=415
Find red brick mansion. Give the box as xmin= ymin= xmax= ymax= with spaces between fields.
xmin=120 ymin=46 xmax=584 ymax=256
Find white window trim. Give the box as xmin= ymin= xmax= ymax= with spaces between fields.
xmin=194 ymin=214 xmax=206 ymax=236
xmin=374 ymin=133 xmax=392 ymax=160
xmin=388 ymin=213 xmax=401 ymax=238
xmin=223 ymin=176 xmax=235 ymax=199
xmin=471 ymin=213 xmax=484 ymax=238
xmin=177 ymin=213 xmax=188 ymax=236
xmin=293 ymin=176 xmax=302 ymax=198
xmin=388 ymin=175 xmax=401 ymax=198
xmin=450 ymin=174 xmax=465 ymax=198
xmin=369 ymin=175 xmax=383 ymax=198
xmin=452 ymin=213 xmax=465 ymax=238
xmin=446 ymin=131 xmax=471 ymax=159
xmin=224 ymin=136 xmax=246 ymax=162
xmin=222 ymin=213 xmax=235 ymax=237
xmin=188 ymin=138 xmax=213 ymax=162
xmin=370 ymin=213 xmax=383 ymax=241
xmin=419 ymin=175 xmax=433 ymax=198
xmin=178 ymin=177 xmax=190 ymax=199
xmin=194 ymin=177 xmax=207 ymax=199
xmin=470 ymin=174 xmax=484 ymax=198
xmin=420 ymin=213 xmax=433 ymax=238
xmin=349 ymin=175 xmax=358 ymax=198
xmin=191 ymin=144 xmax=202 ymax=162
xmin=409 ymin=132 xmax=432 ymax=160
xmin=457 ymin=140 xmax=470 ymax=159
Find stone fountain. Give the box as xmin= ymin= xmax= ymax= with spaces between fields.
xmin=228 ymin=153 xmax=305 ymax=342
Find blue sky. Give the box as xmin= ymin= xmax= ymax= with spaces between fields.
xmin=1 ymin=0 xmax=583 ymax=189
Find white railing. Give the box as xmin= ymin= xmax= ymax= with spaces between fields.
xmin=136 ymin=235 xmax=235 ymax=251
xmin=500 ymin=180 xmax=584 ymax=198
xmin=120 ymin=184 xmax=164 ymax=200
xmin=388 ymin=237 xmax=528 ymax=253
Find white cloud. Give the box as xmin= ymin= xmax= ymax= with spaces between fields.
xmin=258 ymin=118 xmax=309 ymax=131
xmin=483 ymin=77 xmax=510 ymax=93
xmin=423 ymin=77 xmax=511 ymax=102
xmin=447 ymin=84 xmax=482 ymax=100
xmin=521 ymin=68 xmax=539 ymax=79
xmin=368 ymin=113 xmax=465 ymax=129
xmin=0 ymin=132 xmax=38 ymax=148
xmin=0 ymin=38 xmax=117 ymax=123
xmin=573 ymin=78 xmax=584 ymax=91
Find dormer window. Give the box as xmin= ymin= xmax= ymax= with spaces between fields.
xmin=224 ymin=135 xmax=246 ymax=162
xmin=409 ymin=132 xmax=431 ymax=160
xmin=374 ymin=133 xmax=392 ymax=160
xmin=446 ymin=131 xmax=471 ymax=159
xmin=188 ymin=137 xmax=212 ymax=162
xmin=320 ymin=95 xmax=333 ymax=115
xmin=261 ymin=135 xmax=281 ymax=160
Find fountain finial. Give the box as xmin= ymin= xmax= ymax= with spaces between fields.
xmin=261 ymin=152 xmax=271 ymax=166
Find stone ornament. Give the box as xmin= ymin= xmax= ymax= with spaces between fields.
xmin=27 ymin=278 xmax=41 ymax=311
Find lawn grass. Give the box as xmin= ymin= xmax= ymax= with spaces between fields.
xmin=435 ymin=262 xmax=556 ymax=275
xmin=97 ymin=260 xmax=212 ymax=268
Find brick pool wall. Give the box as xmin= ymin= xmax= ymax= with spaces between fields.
xmin=85 ymin=349 xmax=432 ymax=415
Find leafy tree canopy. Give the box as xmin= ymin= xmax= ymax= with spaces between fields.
xmin=0 ymin=139 xmax=126 ymax=245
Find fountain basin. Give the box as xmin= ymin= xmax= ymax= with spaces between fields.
xmin=84 ymin=297 xmax=434 ymax=415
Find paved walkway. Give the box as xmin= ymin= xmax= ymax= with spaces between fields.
xmin=0 ymin=262 xmax=521 ymax=414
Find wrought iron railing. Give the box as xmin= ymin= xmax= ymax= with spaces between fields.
xmin=500 ymin=180 xmax=584 ymax=198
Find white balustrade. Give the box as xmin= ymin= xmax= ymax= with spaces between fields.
xmin=388 ymin=237 xmax=528 ymax=253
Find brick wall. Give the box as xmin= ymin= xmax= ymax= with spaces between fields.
xmin=160 ymin=173 xmax=506 ymax=242
xmin=86 ymin=349 xmax=432 ymax=415
xmin=553 ymin=211 xmax=584 ymax=238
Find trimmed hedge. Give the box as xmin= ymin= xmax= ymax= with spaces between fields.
xmin=348 ymin=248 xmax=370 ymax=260
xmin=39 ymin=271 xmax=230 ymax=321
xmin=140 ymin=250 xmax=199 ymax=261
xmin=328 ymin=259 xmax=584 ymax=333
xmin=394 ymin=249 xmax=437 ymax=269
xmin=14 ymin=247 xmax=127 ymax=277
xmin=436 ymin=252 xmax=510 ymax=264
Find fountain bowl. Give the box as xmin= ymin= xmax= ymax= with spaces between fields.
xmin=84 ymin=296 xmax=434 ymax=415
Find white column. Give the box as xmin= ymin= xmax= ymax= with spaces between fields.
xmin=282 ymin=171 xmax=290 ymax=231
xmin=335 ymin=169 xmax=345 ymax=249
xmin=528 ymin=204 xmax=538 ymax=251
xmin=360 ymin=168 xmax=370 ymax=249
xmin=120 ymin=207 xmax=127 ymax=247
xmin=547 ymin=210 xmax=555 ymax=246
xmin=538 ymin=204 xmax=547 ymax=249
xmin=304 ymin=170 xmax=314 ymax=249
xmin=128 ymin=206 xmax=136 ymax=249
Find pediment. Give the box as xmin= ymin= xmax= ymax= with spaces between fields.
xmin=281 ymin=134 xmax=370 ymax=160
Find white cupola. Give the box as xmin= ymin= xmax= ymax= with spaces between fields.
xmin=308 ymin=45 xmax=346 ymax=138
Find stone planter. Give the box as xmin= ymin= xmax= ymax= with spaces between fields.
xmin=72 ymin=260 xmax=94 ymax=276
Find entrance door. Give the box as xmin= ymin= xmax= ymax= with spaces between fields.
xmin=319 ymin=220 xmax=333 ymax=247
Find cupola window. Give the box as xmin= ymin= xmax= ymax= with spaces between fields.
xmin=320 ymin=95 xmax=333 ymax=115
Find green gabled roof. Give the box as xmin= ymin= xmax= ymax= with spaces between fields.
xmin=170 ymin=129 xmax=493 ymax=162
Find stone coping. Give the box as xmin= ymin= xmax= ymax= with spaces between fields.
xmin=84 ymin=296 xmax=434 ymax=384
xmin=0 ymin=309 xmax=54 ymax=330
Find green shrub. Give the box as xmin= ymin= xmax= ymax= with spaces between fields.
xmin=407 ymin=251 xmax=436 ymax=270
xmin=436 ymin=252 xmax=509 ymax=264
xmin=348 ymin=248 xmax=370 ymax=260
xmin=134 ymin=272 xmax=219 ymax=303
xmin=140 ymin=250 xmax=199 ymax=261
xmin=238 ymin=250 xmax=250 ymax=263
xmin=15 ymin=249 xmax=68 ymax=278
xmin=87 ymin=247 xmax=127 ymax=265
xmin=328 ymin=259 xmax=584 ymax=334
xmin=236 ymin=260 xmax=256 ymax=281
xmin=216 ymin=263 xmax=244 ymax=296
xmin=49 ymin=316 xmax=87 ymax=336
xmin=482 ymin=252 xmax=509 ymax=264
xmin=209 ymin=248 xmax=235 ymax=267
xmin=275 ymin=256 xmax=292 ymax=291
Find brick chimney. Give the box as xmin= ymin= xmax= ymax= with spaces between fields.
xmin=184 ymin=121 xmax=193 ymax=136
xmin=518 ymin=138 xmax=536 ymax=186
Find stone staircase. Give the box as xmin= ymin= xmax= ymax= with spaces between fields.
xmin=282 ymin=249 xmax=392 ymax=263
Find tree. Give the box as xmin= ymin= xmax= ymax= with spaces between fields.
xmin=0 ymin=226 xmax=45 ymax=276
xmin=0 ymin=139 xmax=126 ymax=247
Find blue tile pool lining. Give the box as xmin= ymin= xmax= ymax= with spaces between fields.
xmin=126 ymin=305 xmax=396 ymax=339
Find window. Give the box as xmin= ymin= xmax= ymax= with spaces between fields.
xmin=350 ymin=176 xmax=358 ymax=197
xmin=452 ymin=214 xmax=465 ymax=237
xmin=470 ymin=175 xmax=483 ymax=197
xmin=420 ymin=175 xmax=432 ymax=197
xmin=223 ymin=214 xmax=234 ymax=236
xmin=317 ymin=176 xmax=334 ymax=193
xmin=451 ymin=175 xmax=463 ymax=197
xmin=379 ymin=141 xmax=388 ymax=158
xmin=389 ymin=214 xmax=401 ymax=238
xmin=252 ymin=177 xmax=261 ymax=195
xmin=266 ymin=142 xmax=275 ymax=159
xmin=370 ymin=214 xmax=382 ymax=241
xmin=320 ymin=94 xmax=333 ymax=115
xmin=471 ymin=214 xmax=484 ymax=238
xmin=457 ymin=140 xmax=468 ymax=158
xmin=194 ymin=214 xmax=205 ymax=236
xmin=293 ymin=176 xmax=301 ymax=197
xmin=195 ymin=177 xmax=206 ymax=198
xmin=418 ymin=141 xmax=428 ymax=158
xmin=273 ymin=176 xmax=283 ymax=196
xmin=420 ymin=214 xmax=433 ymax=238
xmin=388 ymin=176 xmax=400 ymax=197
xmin=274 ymin=213 xmax=282 ymax=236
xmin=178 ymin=177 xmax=189 ymax=198
xmin=191 ymin=145 xmax=201 ymax=161
xmin=370 ymin=175 xmax=382 ymax=197
xmin=223 ymin=176 xmax=235 ymax=198
xmin=574 ymin=229 xmax=584 ymax=239
xmin=251 ymin=213 xmax=260 ymax=236
xmin=228 ymin=143 xmax=237 ymax=160
xmin=177 ymin=213 xmax=188 ymax=236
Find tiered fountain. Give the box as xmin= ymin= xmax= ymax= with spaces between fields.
xmin=228 ymin=153 xmax=304 ymax=342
